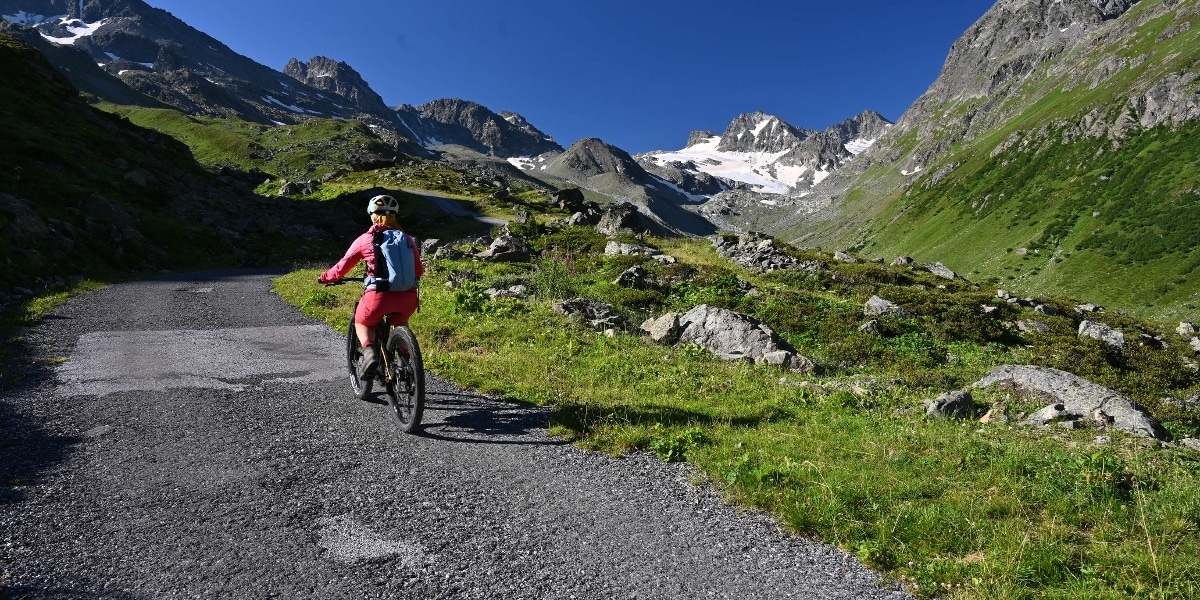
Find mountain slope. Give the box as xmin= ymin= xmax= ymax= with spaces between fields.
xmin=539 ymin=138 xmax=718 ymax=236
xmin=0 ymin=32 xmax=359 ymax=293
xmin=0 ymin=0 xmax=421 ymax=152
xmin=760 ymin=0 xmax=1200 ymax=319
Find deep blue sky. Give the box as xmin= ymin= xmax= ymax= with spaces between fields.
xmin=143 ymin=0 xmax=996 ymax=154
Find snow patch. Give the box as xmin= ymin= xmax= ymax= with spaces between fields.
xmin=644 ymin=135 xmax=804 ymax=194
xmin=263 ymin=95 xmax=323 ymax=115
xmin=10 ymin=14 xmax=109 ymax=45
xmin=844 ymin=137 xmax=877 ymax=155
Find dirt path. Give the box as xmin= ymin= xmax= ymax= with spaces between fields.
xmin=0 ymin=270 xmax=908 ymax=599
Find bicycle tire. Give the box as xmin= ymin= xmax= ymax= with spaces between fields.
xmin=384 ymin=325 xmax=425 ymax=433
xmin=346 ymin=318 xmax=373 ymax=400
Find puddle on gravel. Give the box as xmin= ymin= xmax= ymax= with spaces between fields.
xmin=54 ymin=325 xmax=344 ymax=396
xmin=316 ymin=516 xmax=427 ymax=565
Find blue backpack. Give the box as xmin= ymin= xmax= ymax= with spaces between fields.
xmin=367 ymin=229 xmax=418 ymax=292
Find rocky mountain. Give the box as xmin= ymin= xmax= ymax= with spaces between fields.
xmin=393 ymin=98 xmax=563 ymax=157
xmin=751 ymin=0 xmax=1200 ymax=319
xmin=536 ymin=138 xmax=717 ymax=236
xmin=283 ymin=55 xmax=394 ymax=117
xmin=0 ymin=0 xmax=420 ymax=153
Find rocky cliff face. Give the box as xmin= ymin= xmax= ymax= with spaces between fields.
xmin=284 ymin=55 xmax=393 ymax=116
xmin=393 ymin=98 xmax=563 ymax=157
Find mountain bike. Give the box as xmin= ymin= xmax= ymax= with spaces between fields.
xmin=330 ymin=279 xmax=425 ymax=433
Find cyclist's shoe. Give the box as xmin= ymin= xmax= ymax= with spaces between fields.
xmin=359 ymin=346 xmax=379 ymax=380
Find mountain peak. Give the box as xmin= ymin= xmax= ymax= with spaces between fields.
xmin=716 ymin=111 xmax=809 ymax=154
xmin=283 ymin=55 xmax=391 ymax=115
xmin=394 ymin=98 xmax=562 ymax=156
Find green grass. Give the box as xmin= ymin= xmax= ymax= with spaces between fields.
xmin=102 ymin=105 xmax=397 ymax=182
xmin=275 ymin=215 xmax=1200 ymax=599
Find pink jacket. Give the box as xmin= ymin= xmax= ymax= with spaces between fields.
xmin=318 ymin=224 xmax=424 ymax=286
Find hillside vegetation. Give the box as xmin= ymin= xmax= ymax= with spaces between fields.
xmin=277 ymin=184 xmax=1200 ymax=599
xmin=785 ymin=0 xmax=1200 ymax=322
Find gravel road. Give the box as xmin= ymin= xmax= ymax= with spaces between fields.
xmin=0 ymin=270 xmax=910 ymax=599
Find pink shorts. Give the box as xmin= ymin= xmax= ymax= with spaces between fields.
xmin=355 ymin=290 xmax=418 ymax=328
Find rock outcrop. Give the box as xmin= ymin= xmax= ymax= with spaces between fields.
xmin=973 ymin=365 xmax=1169 ymax=440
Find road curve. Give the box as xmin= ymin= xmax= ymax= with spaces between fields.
xmin=0 ymin=270 xmax=910 ymax=599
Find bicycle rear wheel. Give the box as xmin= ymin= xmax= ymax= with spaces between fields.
xmin=384 ymin=325 xmax=425 ymax=433
xmin=346 ymin=319 xmax=373 ymax=400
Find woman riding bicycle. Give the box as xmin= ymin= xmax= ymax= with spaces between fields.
xmin=318 ymin=194 xmax=423 ymax=377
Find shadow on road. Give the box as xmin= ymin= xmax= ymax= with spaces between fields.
xmin=416 ymin=390 xmax=563 ymax=445
xmin=0 ymin=337 xmax=81 ymax=506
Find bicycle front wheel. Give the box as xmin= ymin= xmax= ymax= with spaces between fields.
xmin=346 ymin=318 xmax=373 ymax=401
xmin=384 ymin=325 xmax=425 ymax=433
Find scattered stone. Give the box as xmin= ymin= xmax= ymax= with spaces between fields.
xmin=1016 ymin=320 xmax=1051 ymax=333
xmin=981 ymin=305 xmax=1001 ymax=317
xmin=1138 ymin=333 xmax=1168 ymax=350
xmin=1078 ymin=320 xmax=1125 ymax=352
xmin=604 ymin=241 xmax=660 ymax=257
xmin=1034 ymin=304 xmax=1058 ymax=316
xmin=891 ymin=256 xmax=914 ymax=267
xmin=486 ymin=285 xmax=527 ymax=299
xmin=553 ymin=298 xmax=626 ymax=332
xmin=1180 ymin=438 xmax=1200 ymax=452
xmin=864 ymin=295 xmax=910 ymax=317
xmin=925 ymin=262 xmax=959 ymax=280
xmin=1177 ymin=322 xmax=1198 ymax=336
xmin=858 ymin=319 xmax=882 ymax=335
xmin=834 ymin=251 xmax=857 ymax=263
xmin=923 ymin=390 xmax=975 ymax=419
xmin=1075 ymin=302 xmax=1105 ymax=313
xmin=475 ymin=234 xmax=530 ymax=263
xmin=613 ymin=266 xmax=650 ymax=289
xmin=711 ymin=232 xmax=806 ymax=274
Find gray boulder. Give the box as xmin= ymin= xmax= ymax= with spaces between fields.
xmin=1078 ymin=320 xmax=1125 ymax=351
xmin=640 ymin=313 xmax=682 ymax=345
xmin=673 ymin=305 xmax=815 ymax=373
xmin=974 ymin=365 xmax=1168 ymax=440
xmin=475 ymin=234 xmax=530 ymax=263
xmin=925 ymin=262 xmax=959 ymax=279
xmin=923 ymin=390 xmax=976 ymax=419
xmin=864 ymin=295 xmax=910 ymax=318
xmin=595 ymin=202 xmax=645 ymax=237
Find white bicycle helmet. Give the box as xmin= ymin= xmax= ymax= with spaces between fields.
xmin=367 ymin=194 xmax=399 ymax=215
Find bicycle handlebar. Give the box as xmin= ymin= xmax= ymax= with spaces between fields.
xmin=321 ymin=277 xmax=365 ymax=286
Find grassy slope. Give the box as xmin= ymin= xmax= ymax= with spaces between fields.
xmin=805 ymin=1 xmax=1200 ymax=321
xmin=102 ymin=104 xmax=397 ymax=183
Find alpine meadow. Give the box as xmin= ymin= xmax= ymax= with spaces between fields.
xmin=4 ymin=0 xmax=1200 ymax=598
